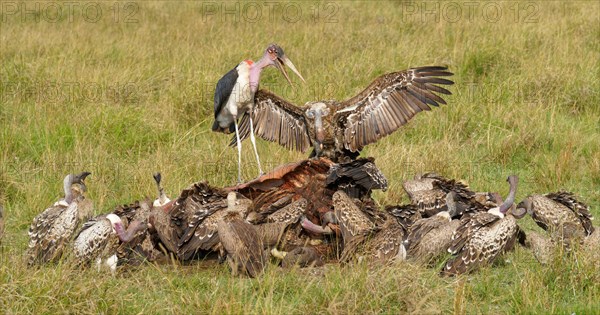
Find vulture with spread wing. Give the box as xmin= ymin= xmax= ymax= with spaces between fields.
xmin=232 ymin=66 xmax=454 ymax=162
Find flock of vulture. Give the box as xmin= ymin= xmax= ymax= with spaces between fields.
xmin=12 ymin=44 xmax=599 ymax=278
xmin=19 ymin=164 xmax=598 ymax=277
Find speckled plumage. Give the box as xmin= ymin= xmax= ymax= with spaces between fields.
xmin=385 ymin=204 xmax=422 ymax=230
xmin=333 ymin=190 xmax=404 ymax=264
xmin=333 ymin=191 xmax=376 ymax=244
xmin=443 ymin=211 xmax=519 ymax=276
xmin=265 ymin=198 xmax=307 ymax=224
xmin=73 ymin=216 xmax=120 ymax=270
xmin=520 ymin=192 xmax=594 ymax=249
xmin=401 ymin=173 xmax=486 ymax=218
xmin=27 ymin=184 xmax=92 ymax=266
xmin=363 ymin=216 xmax=406 ymax=263
xmin=338 ymin=214 xmax=405 ymax=264
xmin=253 ymin=198 xmax=307 ymax=248
xmin=73 ymin=214 xmax=146 ymax=273
xmin=442 ymin=175 xmax=524 ymax=276
xmin=151 ymin=181 xmax=224 ymax=259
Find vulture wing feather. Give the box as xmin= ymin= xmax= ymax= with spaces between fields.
xmin=336 ymin=66 xmax=454 ymax=152
xmin=231 ymin=89 xmax=311 ymax=152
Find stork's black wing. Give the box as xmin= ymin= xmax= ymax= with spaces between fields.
xmin=231 ymin=89 xmax=312 ymax=152
xmin=213 ymin=66 xmax=238 ymax=119
xmin=335 ymin=66 xmax=454 ymax=152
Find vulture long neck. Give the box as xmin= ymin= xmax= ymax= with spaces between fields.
xmin=499 ymin=178 xmax=518 ymax=214
xmin=63 ymin=175 xmax=74 ymax=204
xmin=446 ymin=193 xmax=458 ymax=218
xmin=114 ymin=220 xmax=144 ymax=243
xmin=249 ymin=56 xmax=272 ymax=93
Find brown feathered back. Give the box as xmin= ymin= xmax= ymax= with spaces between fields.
xmin=217 ymin=212 xmax=266 ymax=277
xmin=544 ymin=191 xmax=594 ymax=236
xmin=333 ymin=191 xmax=376 ymax=246
xmin=443 ymin=212 xmax=519 ymax=276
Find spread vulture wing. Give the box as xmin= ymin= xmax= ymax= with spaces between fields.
xmin=335 ymin=66 xmax=454 ymax=152
xmin=231 ymin=89 xmax=312 ymax=152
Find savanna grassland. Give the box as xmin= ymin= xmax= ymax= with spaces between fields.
xmin=1 ymin=1 xmax=599 ymax=314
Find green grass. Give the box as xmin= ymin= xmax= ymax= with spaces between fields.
xmin=1 ymin=1 xmax=599 ymax=314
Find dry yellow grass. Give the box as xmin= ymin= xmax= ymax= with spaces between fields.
xmin=1 ymin=1 xmax=599 ymax=314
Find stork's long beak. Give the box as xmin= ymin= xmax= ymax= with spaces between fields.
xmin=275 ymin=55 xmax=306 ymax=84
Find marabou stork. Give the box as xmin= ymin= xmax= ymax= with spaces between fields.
xmin=213 ymin=44 xmax=305 ymax=182
xmin=231 ymin=66 xmax=454 ymax=162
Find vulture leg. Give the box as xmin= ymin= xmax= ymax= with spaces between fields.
xmin=249 ymin=115 xmax=264 ymax=176
xmin=233 ymin=118 xmax=243 ymax=184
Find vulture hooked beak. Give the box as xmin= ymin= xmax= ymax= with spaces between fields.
xmin=511 ymin=206 xmax=527 ymax=219
xmin=517 ymin=198 xmax=533 ymax=215
xmin=73 ymin=171 xmax=91 ymax=192
xmin=321 ymin=211 xmax=338 ymax=228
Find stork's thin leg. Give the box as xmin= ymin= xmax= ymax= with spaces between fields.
xmin=233 ymin=119 xmax=243 ymax=184
xmin=249 ymin=116 xmax=264 ymax=176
